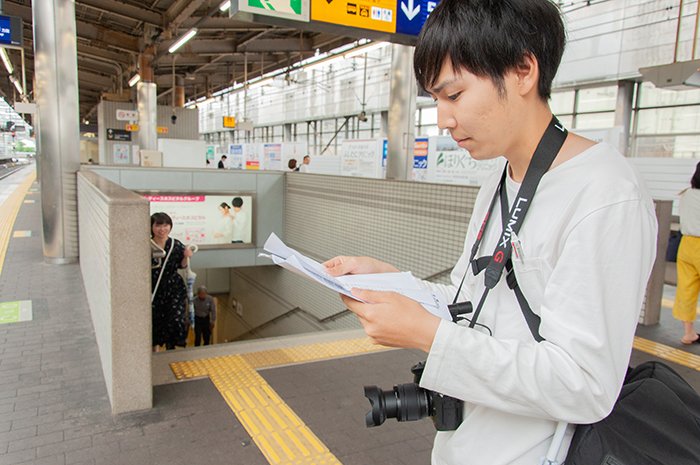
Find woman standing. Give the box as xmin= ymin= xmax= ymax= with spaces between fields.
xmin=151 ymin=212 xmax=192 ymax=350
xmin=673 ymin=162 xmax=700 ymax=344
xmin=213 ymin=202 xmax=234 ymax=243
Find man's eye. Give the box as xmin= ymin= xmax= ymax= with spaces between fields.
xmin=447 ymin=92 xmax=461 ymax=101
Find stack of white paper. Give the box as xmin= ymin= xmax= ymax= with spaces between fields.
xmin=259 ymin=233 xmax=451 ymax=321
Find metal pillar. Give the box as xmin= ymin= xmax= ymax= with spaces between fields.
xmin=385 ymin=44 xmax=417 ymax=181
xmin=33 ymin=0 xmax=80 ymax=264
xmin=137 ymin=82 xmax=158 ymax=151
xmin=174 ymin=75 xmax=185 ymax=108
xmin=615 ymin=80 xmax=635 ymax=156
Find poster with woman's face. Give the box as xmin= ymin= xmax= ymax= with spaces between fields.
xmin=144 ymin=194 xmax=253 ymax=247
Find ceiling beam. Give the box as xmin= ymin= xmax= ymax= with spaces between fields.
xmin=76 ymin=0 xmax=163 ymax=27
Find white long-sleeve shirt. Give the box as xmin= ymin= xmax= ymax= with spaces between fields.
xmin=421 ymin=143 xmax=657 ymax=465
xmin=679 ymin=188 xmax=700 ymax=236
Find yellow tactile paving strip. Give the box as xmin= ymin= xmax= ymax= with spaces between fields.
xmin=633 ymin=336 xmax=700 ymax=371
xmin=170 ymin=338 xmax=389 ymax=465
xmin=0 ymin=173 xmax=36 ymax=276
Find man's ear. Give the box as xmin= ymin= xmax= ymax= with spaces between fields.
xmin=513 ymin=53 xmax=540 ymax=97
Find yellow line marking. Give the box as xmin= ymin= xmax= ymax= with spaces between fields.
xmin=170 ymin=338 xmax=390 ymax=465
xmin=634 ymin=336 xmax=700 ymax=371
xmin=12 ymin=230 xmax=31 ymax=238
xmin=0 ymin=171 xmax=36 ymax=277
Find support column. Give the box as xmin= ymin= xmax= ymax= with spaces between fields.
xmin=33 ymin=0 xmax=80 ymax=264
xmin=615 ymin=80 xmax=635 ymax=156
xmin=385 ymin=44 xmax=417 ymax=181
xmin=137 ymin=47 xmax=157 ymax=151
xmin=174 ymin=75 xmax=185 ymax=108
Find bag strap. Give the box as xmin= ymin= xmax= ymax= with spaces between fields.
xmin=151 ymin=238 xmax=174 ymax=303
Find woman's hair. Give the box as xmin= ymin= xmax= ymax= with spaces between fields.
xmin=692 ymin=162 xmax=700 ymax=189
xmin=288 ymin=158 xmax=298 ymax=170
xmin=151 ymin=212 xmax=172 ymax=228
xmin=413 ymin=0 xmax=566 ymax=101
xmin=219 ymin=202 xmax=231 ymax=210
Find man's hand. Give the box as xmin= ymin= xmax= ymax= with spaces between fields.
xmin=324 ymin=256 xmax=399 ymax=276
xmin=342 ymin=289 xmax=440 ymax=353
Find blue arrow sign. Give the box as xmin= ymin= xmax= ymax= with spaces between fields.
xmin=395 ymin=0 xmax=440 ymax=36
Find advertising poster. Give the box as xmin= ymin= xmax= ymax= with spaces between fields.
xmin=412 ymin=137 xmax=429 ymax=181
xmin=281 ymin=141 xmax=309 ymax=170
xmin=426 ymin=136 xmax=502 ymax=186
xmin=340 ymin=139 xmax=383 ymax=178
xmin=245 ymin=143 xmax=261 ymax=170
xmin=113 ymin=144 xmax=131 ymax=164
xmin=228 ymin=144 xmax=245 ymax=170
xmin=262 ymin=143 xmax=283 ymax=171
xmin=145 ymin=194 xmax=253 ymax=247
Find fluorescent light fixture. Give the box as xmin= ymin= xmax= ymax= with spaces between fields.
xmin=219 ymin=0 xmax=231 ymax=11
xmin=168 ymin=28 xmax=198 ymax=54
xmin=9 ymin=75 xmax=23 ymax=95
xmin=128 ymin=73 xmax=141 ymax=87
xmin=0 ymin=48 xmax=12 ymax=74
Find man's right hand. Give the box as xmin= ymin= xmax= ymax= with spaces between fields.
xmin=323 ymin=256 xmax=399 ymax=276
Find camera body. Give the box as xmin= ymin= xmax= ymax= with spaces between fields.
xmin=363 ymin=361 xmax=463 ymax=431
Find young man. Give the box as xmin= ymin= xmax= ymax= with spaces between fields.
xmin=299 ymin=155 xmax=311 ymax=173
xmin=217 ymin=155 xmax=227 ymax=169
xmin=324 ymin=1 xmax=657 ymax=463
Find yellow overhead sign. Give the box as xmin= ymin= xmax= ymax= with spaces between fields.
xmin=157 ymin=126 xmax=169 ymax=134
xmin=125 ymin=123 xmax=139 ymax=132
xmin=223 ymin=116 xmax=236 ymax=128
xmin=311 ymin=0 xmax=396 ymax=33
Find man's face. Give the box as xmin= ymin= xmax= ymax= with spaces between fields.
xmin=197 ymin=291 xmax=206 ymax=299
xmin=428 ymin=60 xmax=518 ymax=160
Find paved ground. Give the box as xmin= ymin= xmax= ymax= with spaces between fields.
xmin=1 ymin=166 xmax=700 ymax=465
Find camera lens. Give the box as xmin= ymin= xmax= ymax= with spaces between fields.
xmin=363 ymin=383 xmax=430 ymax=427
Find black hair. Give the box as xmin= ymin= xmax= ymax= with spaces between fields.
xmin=414 ymin=0 xmax=566 ymax=101
xmin=221 ymin=155 xmax=227 ymax=159
xmin=150 ymin=212 xmax=172 ymax=238
xmin=232 ymin=197 xmax=243 ymax=208
xmin=219 ymin=202 xmax=231 ymax=209
xmin=288 ymin=159 xmax=297 ymax=169
xmin=692 ymin=162 xmax=700 ymax=189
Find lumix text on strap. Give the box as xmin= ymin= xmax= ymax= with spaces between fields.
xmin=449 ymin=117 xmax=568 ymax=330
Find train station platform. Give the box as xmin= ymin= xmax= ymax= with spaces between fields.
xmin=1 ymin=164 xmax=699 ymax=465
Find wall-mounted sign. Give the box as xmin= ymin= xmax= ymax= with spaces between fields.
xmin=311 ymin=0 xmax=396 ymax=33
xmin=106 ymin=128 xmax=131 ymax=141
xmin=144 ymin=194 xmax=254 ymax=247
xmin=232 ymin=0 xmax=309 ymax=22
xmin=396 ymin=0 xmax=439 ymax=36
xmin=0 ymin=15 xmax=22 ymax=46
xmin=157 ymin=126 xmax=169 ymax=134
xmin=125 ymin=123 xmax=139 ymax=132
xmin=223 ymin=116 xmax=236 ymax=128
xmin=116 ymin=109 xmax=138 ymax=121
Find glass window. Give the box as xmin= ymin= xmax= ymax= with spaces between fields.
xmin=638 ymin=82 xmax=700 ymax=107
xmin=576 ymin=86 xmax=617 ymax=113
xmin=636 ymin=106 xmax=700 ymax=135
xmin=550 ymin=90 xmax=575 ymax=115
xmin=421 ymin=107 xmax=438 ymax=126
xmin=632 ymin=135 xmax=700 ymax=158
xmin=573 ymin=112 xmax=615 ymax=130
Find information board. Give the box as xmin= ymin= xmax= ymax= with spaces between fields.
xmin=233 ymin=0 xmax=310 ymax=22
xmin=145 ymin=194 xmax=254 ymax=246
xmin=0 ymin=15 xmax=22 ymax=46
xmin=311 ymin=0 xmax=396 ymax=33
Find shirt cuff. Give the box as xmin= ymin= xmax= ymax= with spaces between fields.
xmin=419 ymin=319 xmax=457 ymax=392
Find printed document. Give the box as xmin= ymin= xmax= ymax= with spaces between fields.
xmin=259 ymin=233 xmax=451 ymax=321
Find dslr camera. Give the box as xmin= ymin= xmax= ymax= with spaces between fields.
xmin=363 ymin=361 xmax=463 ymax=431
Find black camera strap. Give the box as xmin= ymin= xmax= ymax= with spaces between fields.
xmin=451 ymin=117 xmax=567 ymax=339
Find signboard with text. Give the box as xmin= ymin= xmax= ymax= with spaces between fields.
xmin=232 ymin=0 xmax=310 ymax=22
xmin=311 ymin=0 xmax=439 ymax=36
xmin=145 ymin=194 xmax=254 ymax=247
xmin=106 ymin=128 xmax=131 ymax=141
